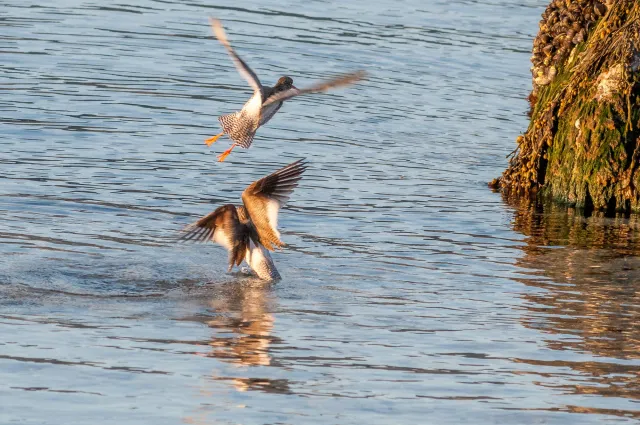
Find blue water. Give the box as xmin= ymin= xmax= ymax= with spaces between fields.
xmin=1 ymin=0 xmax=639 ymax=423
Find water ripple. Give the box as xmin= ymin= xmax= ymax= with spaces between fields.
xmin=1 ymin=0 xmax=639 ymax=424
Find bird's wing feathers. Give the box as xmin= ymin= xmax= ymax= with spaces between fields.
xmin=258 ymin=101 xmax=283 ymax=126
xmin=179 ymin=204 xmax=249 ymax=269
xmin=241 ymin=159 xmax=307 ymax=251
xmin=210 ymin=18 xmax=263 ymax=93
xmin=261 ymin=71 xmax=366 ymax=107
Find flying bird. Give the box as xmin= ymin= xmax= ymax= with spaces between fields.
xmin=179 ymin=159 xmax=307 ymax=281
xmin=205 ymin=18 xmax=366 ymax=161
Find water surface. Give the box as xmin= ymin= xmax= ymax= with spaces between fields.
xmin=1 ymin=0 xmax=639 ymax=423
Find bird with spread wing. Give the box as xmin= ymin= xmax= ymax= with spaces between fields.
xmin=205 ymin=18 xmax=366 ymax=162
xmin=179 ymin=159 xmax=307 ymax=280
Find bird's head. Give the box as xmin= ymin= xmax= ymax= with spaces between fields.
xmin=274 ymin=76 xmax=296 ymax=92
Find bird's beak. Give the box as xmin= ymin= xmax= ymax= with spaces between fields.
xmin=292 ymin=85 xmax=299 ymax=92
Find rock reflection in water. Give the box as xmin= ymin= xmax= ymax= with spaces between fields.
xmin=507 ymin=196 xmax=640 ymax=415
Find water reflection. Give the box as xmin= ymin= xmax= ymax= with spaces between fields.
xmin=506 ymin=195 xmax=640 ymax=415
xmin=195 ymin=280 xmax=290 ymax=394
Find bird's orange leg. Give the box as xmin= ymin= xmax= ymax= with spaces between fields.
xmin=217 ymin=144 xmax=237 ymax=162
xmin=204 ymin=132 xmax=224 ymax=147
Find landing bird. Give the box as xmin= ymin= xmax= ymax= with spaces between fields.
xmin=205 ymin=18 xmax=366 ymax=162
xmin=179 ymin=159 xmax=307 ymax=281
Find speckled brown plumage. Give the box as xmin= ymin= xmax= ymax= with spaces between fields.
xmin=218 ymin=111 xmax=256 ymax=149
xmin=180 ymin=204 xmax=249 ymax=271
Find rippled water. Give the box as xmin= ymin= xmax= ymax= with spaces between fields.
xmin=1 ymin=0 xmax=639 ymax=423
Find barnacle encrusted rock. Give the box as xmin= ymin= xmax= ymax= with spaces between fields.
xmin=493 ymin=0 xmax=640 ymax=213
xmin=595 ymin=64 xmax=626 ymax=102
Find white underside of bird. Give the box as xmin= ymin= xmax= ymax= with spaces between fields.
xmin=245 ymin=240 xmax=280 ymax=281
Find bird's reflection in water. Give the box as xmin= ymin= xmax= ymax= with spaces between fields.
xmin=194 ymin=277 xmax=291 ymax=395
xmin=505 ymin=195 xmax=640 ymax=417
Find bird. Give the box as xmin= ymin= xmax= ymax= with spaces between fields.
xmin=179 ymin=159 xmax=307 ymax=281
xmin=205 ymin=18 xmax=366 ymax=162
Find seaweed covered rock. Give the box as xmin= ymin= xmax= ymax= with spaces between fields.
xmin=493 ymin=0 xmax=640 ymax=213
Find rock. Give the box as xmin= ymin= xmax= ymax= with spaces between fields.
xmin=495 ymin=0 xmax=640 ymax=213
xmin=595 ymin=64 xmax=626 ymax=103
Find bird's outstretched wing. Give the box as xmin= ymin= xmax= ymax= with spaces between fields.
xmin=179 ymin=204 xmax=250 ymax=271
xmin=210 ymin=18 xmax=263 ymax=93
xmin=261 ymin=71 xmax=366 ymax=107
xmin=241 ymin=159 xmax=307 ymax=251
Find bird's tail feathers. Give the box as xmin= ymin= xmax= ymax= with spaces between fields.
xmin=218 ymin=112 xmax=238 ymax=134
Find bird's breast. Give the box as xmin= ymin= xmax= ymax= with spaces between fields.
xmin=240 ymin=92 xmax=263 ymax=122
